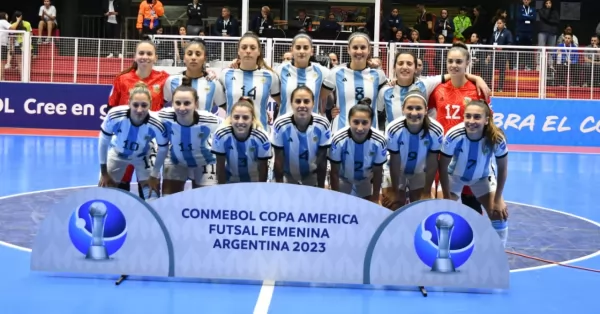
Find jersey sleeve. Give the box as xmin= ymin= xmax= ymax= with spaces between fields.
xmin=441 ymin=132 xmax=459 ymax=157
xmin=428 ymin=121 xmax=444 ymax=153
xmin=376 ymin=69 xmax=388 ymax=91
xmin=163 ymin=76 xmax=174 ymax=103
xmin=100 ymin=114 xmax=116 ymax=135
xmin=270 ymin=121 xmax=285 ymax=149
xmin=377 ymin=86 xmax=388 ymax=112
xmin=269 ymin=71 xmax=281 ymax=97
xmin=385 ymin=122 xmax=401 ymax=154
xmin=211 ymin=127 xmax=228 ymax=155
xmin=256 ymin=130 xmax=273 ymax=160
xmin=327 ymin=133 xmax=344 ymax=163
xmin=374 ymin=139 xmax=388 ymax=166
xmin=495 ymin=135 xmax=509 ymax=158
xmin=323 ymin=67 xmax=337 ymax=90
xmin=212 ymin=80 xmax=227 ymax=106
xmin=421 ymin=75 xmax=444 ymax=99
xmin=427 ymin=86 xmax=439 ymax=113
xmin=318 ymin=123 xmax=332 ymax=148
xmin=108 ymin=76 xmax=123 ymax=107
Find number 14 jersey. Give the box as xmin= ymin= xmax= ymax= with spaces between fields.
xmin=427 ymin=80 xmax=487 ymax=132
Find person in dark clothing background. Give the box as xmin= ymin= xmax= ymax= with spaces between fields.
xmin=186 ymin=0 xmax=204 ymax=36
xmin=103 ymin=0 xmax=122 ymax=58
xmin=537 ymin=0 xmax=559 ymax=47
xmin=387 ymin=8 xmax=404 ymax=40
xmin=516 ymin=0 xmax=535 ymax=69
xmin=250 ymin=6 xmax=273 ymax=36
xmin=366 ymin=10 xmax=390 ymax=41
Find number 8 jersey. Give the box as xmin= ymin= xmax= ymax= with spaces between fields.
xmin=323 ymin=64 xmax=388 ymax=132
xmin=427 ymin=80 xmax=488 ymax=132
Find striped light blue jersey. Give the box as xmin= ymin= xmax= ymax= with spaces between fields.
xmin=219 ymin=68 xmax=281 ymax=129
xmin=158 ymin=107 xmax=222 ymax=167
xmin=276 ymin=62 xmax=329 ymax=116
xmin=377 ymin=75 xmax=443 ymax=125
xmin=441 ymin=122 xmax=509 ymax=181
xmin=328 ymin=127 xmax=387 ymax=183
xmin=385 ymin=117 xmax=444 ymax=175
xmin=163 ymin=74 xmax=227 ymax=111
xmin=323 ymin=64 xmax=388 ymax=132
xmin=211 ymin=126 xmax=273 ymax=182
xmin=271 ymin=113 xmax=332 ymax=181
xmin=100 ymin=106 xmax=169 ymax=158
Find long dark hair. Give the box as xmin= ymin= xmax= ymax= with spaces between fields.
xmin=349 ymin=98 xmax=374 ymax=121
xmin=12 ymin=11 xmax=25 ymax=31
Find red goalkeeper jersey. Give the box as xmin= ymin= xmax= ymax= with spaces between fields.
xmin=427 ymin=80 xmax=489 ymax=132
xmin=108 ymin=69 xmax=169 ymax=112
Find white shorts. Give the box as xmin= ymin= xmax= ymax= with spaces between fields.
xmin=107 ymin=148 xmax=152 ymax=182
xmin=163 ymin=159 xmax=218 ymax=186
xmin=284 ymin=173 xmax=318 ymax=187
xmin=338 ymin=178 xmax=372 ymax=198
xmin=449 ymin=175 xmax=497 ymax=198
xmin=382 ymin=165 xmax=426 ymax=190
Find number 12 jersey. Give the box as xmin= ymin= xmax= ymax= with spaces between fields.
xmin=427 ymin=80 xmax=486 ymax=132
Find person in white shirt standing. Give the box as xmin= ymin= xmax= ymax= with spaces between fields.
xmin=104 ymin=0 xmax=122 ymax=58
xmin=38 ymin=0 xmax=57 ymax=43
xmin=0 ymin=12 xmax=11 ymax=79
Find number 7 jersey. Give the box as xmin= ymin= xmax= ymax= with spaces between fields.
xmin=427 ymin=80 xmax=488 ymax=132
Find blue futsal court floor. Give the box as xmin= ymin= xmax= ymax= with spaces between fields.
xmin=0 ymin=134 xmax=599 ymax=313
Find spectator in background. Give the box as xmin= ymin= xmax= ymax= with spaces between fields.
xmin=391 ymin=30 xmax=405 ymax=42
xmin=153 ymin=26 xmax=178 ymax=66
xmin=490 ymin=18 xmax=513 ymax=92
xmin=387 ymin=8 xmax=404 ymax=40
xmin=295 ymin=10 xmax=312 ymax=31
xmin=463 ymin=6 xmax=487 ymax=43
xmin=452 ymin=6 xmax=471 ymax=42
xmin=186 ymin=0 xmax=204 ymax=36
xmin=557 ymin=25 xmax=579 ymax=47
xmin=8 ymin=11 xmax=32 ymax=73
xmin=0 ymin=12 xmax=10 ymax=79
xmin=414 ymin=4 xmax=433 ymax=40
xmin=212 ymin=7 xmax=239 ymax=37
xmin=38 ymin=0 xmax=57 ymax=44
xmin=433 ymin=34 xmax=448 ymax=73
xmin=366 ymin=10 xmax=390 ymax=41
xmin=320 ymin=13 xmax=341 ymax=32
xmin=137 ymin=0 xmax=164 ymax=37
xmin=103 ymin=0 xmax=122 ymax=58
xmin=516 ymin=0 xmax=535 ymax=69
xmin=492 ymin=9 xmax=509 ymax=34
xmin=583 ymin=35 xmax=600 ymax=87
xmin=596 ymin=21 xmax=600 ymax=36
xmin=537 ymin=0 xmax=559 ymax=47
xmin=435 ymin=9 xmax=454 ymax=43
xmin=554 ymin=34 xmax=581 ymax=86
xmin=250 ymin=6 xmax=273 ymax=36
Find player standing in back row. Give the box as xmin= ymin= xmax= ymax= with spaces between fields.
xmin=428 ymin=42 xmax=490 ymax=214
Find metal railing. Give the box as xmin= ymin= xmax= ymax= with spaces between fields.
xmin=1 ymin=30 xmax=599 ymax=100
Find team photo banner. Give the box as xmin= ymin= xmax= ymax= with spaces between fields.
xmin=492 ymin=98 xmax=600 ymax=147
xmin=30 ymin=184 xmax=509 ymax=291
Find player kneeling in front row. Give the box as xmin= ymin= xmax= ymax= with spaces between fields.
xmin=158 ymin=81 xmax=223 ymax=195
xmin=211 ymin=98 xmax=273 ymax=183
xmin=271 ymin=86 xmax=331 ymax=187
xmin=328 ymin=99 xmax=387 ymax=203
xmin=98 ymin=82 xmax=169 ymax=200
xmin=439 ymin=100 xmax=509 ymax=247
xmin=383 ymin=89 xmax=444 ymax=210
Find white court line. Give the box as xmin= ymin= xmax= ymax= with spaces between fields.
xmin=253 ymin=280 xmax=275 ymax=314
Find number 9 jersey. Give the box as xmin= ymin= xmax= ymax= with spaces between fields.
xmin=427 ymin=80 xmax=488 ymax=132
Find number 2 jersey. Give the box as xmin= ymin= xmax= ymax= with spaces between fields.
xmin=441 ymin=122 xmax=508 ymax=182
xmin=100 ymin=106 xmax=169 ymax=158
xmin=427 ymin=80 xmax=487 ymax=132
xmin=219 ymin=68 xmax=281 ymax=129
xmin=158 ymin=107 xmax=222 ymax=167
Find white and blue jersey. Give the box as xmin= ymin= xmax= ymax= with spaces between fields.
xmin=328 ymin=127 xmax=388 ymax=183
xmin=271 ymin=113 xmax=332 ymax=181
xmin=377 ymin=75 xmax=443 ymax=125
xmin=158 ymin=107 xmax=222 ymax=167
xmin=277 ymin=62 xmax=329 ymax=116
xmin=100 ymin=106 xmax=169 ymax=158
xmin=441 ymin=123 xmax=509 ymax=181
xmin=211 ymin=126 xmax=273 ymax=182
xmin=386 ymin=117 xmax=444 ymax=174
xmin=164 ymin=74 xmax=227 ymax=111
xmin=219 ymin=68 xmax=281 ymax=129
xmin=323 ymin=64 xmax=388 ymax=132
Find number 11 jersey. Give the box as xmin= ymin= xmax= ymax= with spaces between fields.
xmin=427 ymin=80 xmax=486 ymax=132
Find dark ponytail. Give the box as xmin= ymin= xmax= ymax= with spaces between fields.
xmin=349 ymin=98 xmax=374 ymax=121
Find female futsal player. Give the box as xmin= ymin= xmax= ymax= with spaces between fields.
xmin=439 ymin=100 xmax=509 ymax=247
xmin=163 ymin=38 xmax=226 ymax=111
xmin=158 ymin=80 xmax=223 ymax=195
xmin=108 ymin=39 xmax=169 ymax=194
xmin=219 ymin=32 xmax=281 ymax=130
xmin=321 ymin=32 xmax=388 ymax=132
xmin=384 ymin=89 xmax=444 ymax=210
xmin=378 ymin=50 xmax=490 ymax=126
xmin=99 ymin=82 xmax=169 ymax=199
xmin=328 ymin=99 xmax=387 ymax=203
xmin=271 ymin=86 xmax=331 ymax=187
xmin=276 ymin=33 xmax=329 ymax=116
xmin=211 ymin=98 xmax=272 ymax=183
xmin=428 ymin=42 xmax=490 ymax=213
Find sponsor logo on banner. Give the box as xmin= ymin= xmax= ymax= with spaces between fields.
xmin=31 ymin=185 xmax=509 ymax=291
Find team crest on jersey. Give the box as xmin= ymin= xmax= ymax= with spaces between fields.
xmin=369 ymin=151 xmax=375 ymax=156
xmin=144 ymin=135 xmax=151 ymax=141
xmin=313 ymin=136 xmax=318 ymax=142
xmin=424 ymin=140 xmax=429 ymax=147
xmin=482 ymin=145 xmax=490 ymax=154
xmin=463 ymin=97 xmax=472 ymax=105
xmin=153 ymin=84 xmax=161 ymax=93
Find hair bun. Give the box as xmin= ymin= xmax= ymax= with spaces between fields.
xmin=181 ymin=75 xmax=192 ymax=87
xmin=357 ymin=97 xmax=372 ymax=106
xmin=451 ymin=41 xmax=468 ymax=51
xmin=191 ymin=37 xmax=206 ymax=45
xmin=134 ymin=81 xmax=147 ymax=88
xmin=140 ymin=35 xmax=152 ymax=41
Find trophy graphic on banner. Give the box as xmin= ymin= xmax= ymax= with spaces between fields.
xmin=431 ymin=213 xmax=456 ymax=273
xmin=86 ymin=202 xmax=109 ymax=260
